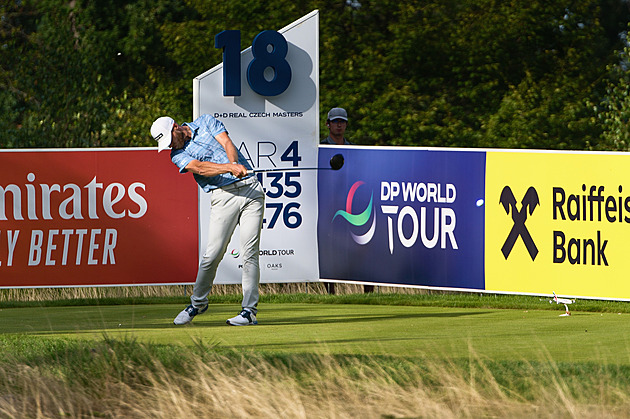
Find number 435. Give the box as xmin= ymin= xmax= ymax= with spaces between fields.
xmin=215 ymin=30 xmax=292 ymax=97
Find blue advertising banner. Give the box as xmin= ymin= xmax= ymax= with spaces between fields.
xmin=317 ymin=146 xmax=486 ymax=289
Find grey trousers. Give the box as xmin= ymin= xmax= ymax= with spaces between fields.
xmin=191 ymin=176 xmax=265 ymax=313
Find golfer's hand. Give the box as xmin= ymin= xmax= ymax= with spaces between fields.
xmin=229 ymin=163 xmax=248 ymax=178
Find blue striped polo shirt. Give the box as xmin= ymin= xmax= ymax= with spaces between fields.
xmin=170 ymin=114 xmax=253 ymax=192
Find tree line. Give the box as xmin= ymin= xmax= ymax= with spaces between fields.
xmin=1 ymin=0 xmax=629 ymax=150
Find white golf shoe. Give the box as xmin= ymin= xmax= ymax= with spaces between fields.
xmin=173 ymin=304 xmax=207 ymax=325
xmin=226 ymin=309 xmax=257 ymax=326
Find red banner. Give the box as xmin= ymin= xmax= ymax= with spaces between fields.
xmin=0 ymin=149 xmax=198 ymax=288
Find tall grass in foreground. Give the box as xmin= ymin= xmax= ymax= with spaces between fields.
xmin=0 ymin=283 xmax=428 ymax=303
xmin=1 ymin=336 xmax=630 ymax=418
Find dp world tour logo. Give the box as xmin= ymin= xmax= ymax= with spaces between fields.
xmin=333 ymin=181 xmax=377 ymax=245
xmin=500 ymin=186 xmax=539 ymax=260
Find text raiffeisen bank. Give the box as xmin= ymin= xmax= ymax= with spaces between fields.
xmin=552 ymin=184 xmax=630 ymax=267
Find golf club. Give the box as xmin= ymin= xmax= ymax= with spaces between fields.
xmin=247 ymin=153 xmax=344 ymax=174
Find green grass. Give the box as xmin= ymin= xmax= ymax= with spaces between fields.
xmin=2 ymin=316 xmax=630 ymax=417
xmin=3 ymin=291 xmax=630 ymax=417
xmin=2 ymin=298 xmax=630 ymax=364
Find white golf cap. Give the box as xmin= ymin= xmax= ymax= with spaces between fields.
xmin=150 ymin=116 xmax=174 ymax=152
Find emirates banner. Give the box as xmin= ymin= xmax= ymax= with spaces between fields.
xmin=0 ymin=149 xmax=198 ymax=288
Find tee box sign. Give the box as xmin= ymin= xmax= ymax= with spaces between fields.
xmin=0 ymin=149 xmax=198 ymax=288
xmin=193 ymin=11 xmax=320 ymax=283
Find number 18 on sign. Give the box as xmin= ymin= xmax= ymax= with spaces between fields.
xmin=215 ymin=30 xmax=292 ymax=97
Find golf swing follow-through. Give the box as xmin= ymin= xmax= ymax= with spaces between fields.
xmin=152 ymin=114 xmax=264 ymax=326
xmin=151 ymin=113 xmax=344 ymax=326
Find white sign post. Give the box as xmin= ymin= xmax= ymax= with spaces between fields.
xmin=193 ymin=11 xmax=320 ymax=283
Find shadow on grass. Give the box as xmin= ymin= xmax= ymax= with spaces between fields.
xmin=258 ymin=310 xmax=491 ymax=326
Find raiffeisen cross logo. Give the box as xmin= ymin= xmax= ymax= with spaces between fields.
xmin=333 ymin=181 xmax=376 ymax=245
xmin=500 ymin=186 xmax=539 ymax=261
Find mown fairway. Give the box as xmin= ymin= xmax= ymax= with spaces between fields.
xmin=3 ymin=302 xmax=630 ymax=363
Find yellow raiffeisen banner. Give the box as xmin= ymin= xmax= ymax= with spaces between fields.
xmin=486 ymin=150 xmax=630 ymax=301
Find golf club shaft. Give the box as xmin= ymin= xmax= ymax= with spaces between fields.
xmin=247 ymin=154 xmax=345 ymax=175
xmin=247 ymin=167 xmax=331 ymax=174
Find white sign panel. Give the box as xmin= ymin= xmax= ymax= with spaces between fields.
xmin=193 ymin=11 xmax=320 ymax=283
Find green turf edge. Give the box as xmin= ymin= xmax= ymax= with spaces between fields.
xmin=2 ymin=292 xmax=629 ymax=313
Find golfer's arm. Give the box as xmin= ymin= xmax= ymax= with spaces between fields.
xmin=184 ymin=160 xmax=235 ymax=178
xmin=215 ymin=131 xmax=239 ymax=164
xmin=184 ymin=132 xmax=246 ymax=178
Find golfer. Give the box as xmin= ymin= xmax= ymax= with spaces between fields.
xmin=151 ymin=114 xmax=265 ymax=326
